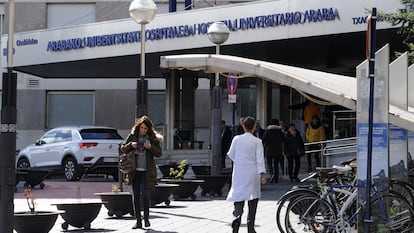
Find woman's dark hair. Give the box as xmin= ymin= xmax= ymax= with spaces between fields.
xmin=312 ymin=115 xmax=320 ymax=121
xmin=132 ymin=115 xmax=156 ymax=139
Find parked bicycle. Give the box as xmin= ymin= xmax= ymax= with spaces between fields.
xmin=276 ymin=158 xmax=414 ymax=233
xmin=284 ymin=176 xmax=414 ymax=232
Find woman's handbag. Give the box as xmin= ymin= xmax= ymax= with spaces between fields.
xmin=119 ymin=151 xmax=136 ymax=174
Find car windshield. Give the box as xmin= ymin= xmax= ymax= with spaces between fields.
xmin=79 ymin=128 xmax=123 ymax=140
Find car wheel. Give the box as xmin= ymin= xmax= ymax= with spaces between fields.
xmin=17 ymin=158 xmax=30 ymax=169
xmin=64 ymin=157 xmax=81 ymax=181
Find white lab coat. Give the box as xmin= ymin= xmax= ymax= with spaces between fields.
xmin=226 ymin=132 xmax=266 ymax=202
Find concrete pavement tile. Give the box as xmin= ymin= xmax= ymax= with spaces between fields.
xmin=13 ymin=175 xmax=300 ymax=233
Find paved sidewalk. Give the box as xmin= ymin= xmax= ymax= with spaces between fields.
xmin=14 ymin=175 xmax=299 ymax=233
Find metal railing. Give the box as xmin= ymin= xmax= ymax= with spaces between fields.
xmin=304 ymin=137 xmax=357 ymax=167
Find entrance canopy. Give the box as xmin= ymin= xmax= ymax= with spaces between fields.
xmin=160 ymin=54 xmax=414 ymax=131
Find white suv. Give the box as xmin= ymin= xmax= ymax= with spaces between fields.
xmin=16 ymin=126 xmax=124 ymax=181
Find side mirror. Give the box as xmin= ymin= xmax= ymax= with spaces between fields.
xmin=35 ymin=140 xmax=45 ymax=145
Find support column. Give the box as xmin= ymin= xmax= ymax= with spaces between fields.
xmin=165 ymin=70 xmax=176 ymax=150
xmin=256 ymin=78 xmax=267 ymax=125
xmin=0 ymin=71 xmax=17 ymax=233
xmin=182 ymin=74 xmax=195 ymax=139
xmin=211 ymin=85 xmax=222 ymax=175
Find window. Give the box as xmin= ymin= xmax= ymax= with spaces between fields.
xmin=148 ymin=92 xmax=166 ymax=127
xmin=239 ymin=87 xmax=257 ymax=118
xmin=47 ymin=92 xmax=94 ymax=128
xmin=41 ymin=130 xmax=59 ymax=144
xmin=55 ymin=130 xmax=72 ymax=142
xmin=0 ymin=4 xmax=5 ymax=35
xmin=47 ymin=4 xmax=95 ymax=28
xmin=80 ymin=128 xmax=123 ymax=140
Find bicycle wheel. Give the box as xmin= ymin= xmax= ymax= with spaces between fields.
xmin=285 ymin=195 xmax=337 ymax=233
xmin=276 ymin=188 xmax=319 ymax=233
xmin=370 ymin=194 xmax=414 ymax=233
xmin=390 ymin=179 xmax=414 ymax=207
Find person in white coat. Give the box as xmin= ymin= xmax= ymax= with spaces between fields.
xmin=226 ymin=116 xmax=267 ymax=233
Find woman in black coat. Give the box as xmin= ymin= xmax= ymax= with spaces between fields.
xmin=262 ymin=119 xmax=284 ymax=183
xmin=284 ymin=123 xmax=305 ymax=183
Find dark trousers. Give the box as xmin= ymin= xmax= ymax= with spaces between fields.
xmin=221 ymin=150 xmax=227 ymax=168
xmin=307 ymin=144 xmax=321 ymax=169
xmin=131 ymin=171 xmax=150 ymax=221
xmin=287 ymin=156 xmax=301 ymax=179
xmin=266 ymin=155 xmax=283 ymax=180
xmin=233 ymin=198 xmax=259 ymax=232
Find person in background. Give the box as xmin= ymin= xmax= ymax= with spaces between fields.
xmin=288 ymin=100 xmax=321 ymax=128
xmin=279 ymin=119 xmax=289 ymax=137
xmin=305 ymin=115 xmax=325 ymax=171
xmin=321 ymin=106 xmax=333 ymax=140
xmin=262 ymin=119 xmax=284 ymax=183
xmin=254 ymin=121 xmax=265 ymax=139
xmin=220 ymin=120 xmax=232 ymax=168
xmin=235 ymin=117 xmax=245 ymax=136
xmin=278 ymin=119 xmax=289 ymax=175
xmin=284 ymin=123 xmax=305 ymax=183
xmin=121 ymin=115 xmax=163 ymax=229
xmin=226 ymin=116 xmax=266 ymax=233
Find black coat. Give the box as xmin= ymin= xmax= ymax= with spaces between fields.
xmin=262 ymin=125 xmax=284 ymax=158
xmin=221 ymin=126 xmax=232 ymax=155
xmin=284 ymin=130 xmax=305 ymax=157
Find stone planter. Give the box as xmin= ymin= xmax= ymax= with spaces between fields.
xmin=150 ymin=183 xmax=179 ymax=206
xmin=15 ymin=170 xmax=28 ymax=186
xmin=191 ymin=165 xmax=211 ymax=176
xmin=16 ymin=168 xmax=51 ymax=189
xmin=159 ymin=178 xmax=205 ymax=200
xmin=196 ymin=175 xmax=229 ymax=197
xmin=95 ymin=192 xmax=134 ymax=217
xmin=14 ymin=211 xmax=60 ymax=233
xmin=158 ymin=164 xmax=190 ymax=178
xmin=53 ymin=202 xmax=102 ymax=230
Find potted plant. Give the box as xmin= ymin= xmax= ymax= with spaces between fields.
xmin=159 ymin=160 xmax=204 ymax=200
xmin=14 ymin=188 xmax=60 ymax=233
xmin=95 ymin=183 xmax=134 ymax=218
xmin=158 ymin=159 xmax=190 ymax=178
xmin=52 ymin=172 xmax=103 ymax=230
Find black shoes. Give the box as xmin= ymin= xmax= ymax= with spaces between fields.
xmin=231 ymin=216 xmax=241 ymax=233
xmin=132 ymin=218 xmax=149 ymax=229
xmin=247 ymin=224 xmax=257 ymax=233
xmin=132 ymin=221 xmax=142 ymax=229
xmin=144 ymin=218 xmax=150 ymax=227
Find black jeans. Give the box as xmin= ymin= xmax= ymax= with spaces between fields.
xmin=307 ymin=144 xmax=321 ymax=169
xmin=287 ymin=156 xmax=301 ymax=179
xmin=233 ymin=198 xmax=259 ymax=227
xmin=266 ymin=155 xmax=283 ymax=180
xmin=131 ymin=171 xmax=150 ymax=221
